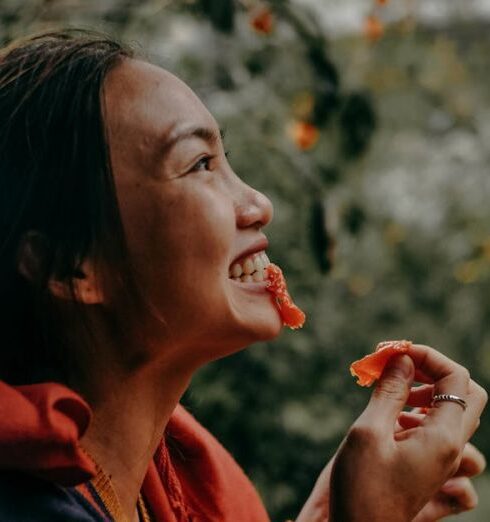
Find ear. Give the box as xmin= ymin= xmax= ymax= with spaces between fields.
xmin=17 ymin=231 xmax=46 ymax=284
xmin=47 ymin=259 xmax=105 ymax=305
xmin=17 ymin=231 xmax=105 ymax=305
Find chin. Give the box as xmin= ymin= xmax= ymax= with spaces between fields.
xmin=191 ymin=310 xmax=282 ymax=365
xmin=228 ymin=306 xmax=284 ymax=348
xmin=250 ymin=314 xmax=283 ymax=342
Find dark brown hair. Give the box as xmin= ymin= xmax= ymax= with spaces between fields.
xmin=0 ymin=30 xmax=139 ymax=386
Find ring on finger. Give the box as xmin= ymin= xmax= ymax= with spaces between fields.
xmin=432 ymin=394 xmax=467 ymax=411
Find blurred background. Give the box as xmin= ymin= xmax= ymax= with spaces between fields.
xmin=1 ymin=0 xmax=489 ymax=520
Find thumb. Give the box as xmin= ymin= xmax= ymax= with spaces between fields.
xmin=364 ymin=354 xmax=415 ymax=427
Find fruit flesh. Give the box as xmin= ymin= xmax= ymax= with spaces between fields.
xmin=350 ymin=340 xmax=412 ymax=387
xmin=265 ymin=264 xmax=306 ymax=330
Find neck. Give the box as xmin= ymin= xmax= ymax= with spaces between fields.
xmin=80 ymin=360 xmax=193 ymax=521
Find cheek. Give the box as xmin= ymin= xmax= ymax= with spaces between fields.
xmin=118 ymin=182 xmax=234 ymax=306
xmin=116 ymin=183 xmax=160 ymax=266
xmin=162 ymin=187 xmax=233 ymax=276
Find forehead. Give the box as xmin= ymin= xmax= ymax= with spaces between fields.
xmin=103 ymin=59 xmax=217 ymax=149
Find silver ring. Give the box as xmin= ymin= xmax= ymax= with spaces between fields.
xmin=431 ymin=394 xmax=467 ymax=411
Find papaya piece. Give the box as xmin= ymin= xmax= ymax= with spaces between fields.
xmin=265 ymin=264 xmax=306 ymax=330
xmin=350 ymin=340 xmax=412 ymax=387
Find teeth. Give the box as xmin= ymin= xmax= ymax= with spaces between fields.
xmin=231 ymin=263 xmax=243 ymax=278
xmin=254 ymin=255 xmax=265 ymax=272
xmin=242 ymin=257 xmax=255 ymax=275
xmin=252 ymin=270 xmax=264 ymax=282
xmin=229 ymin=250 xmax=271 ymax=282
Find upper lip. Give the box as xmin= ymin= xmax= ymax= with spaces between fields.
xmin=229 ymin=237 xmax=269 ymax=267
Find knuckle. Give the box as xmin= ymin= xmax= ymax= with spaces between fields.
xmin=432 ymin=429 xmax=460 ymax=466
xmin=374 ymin=378 xmax=405 ymax=400
xmin=346 ymin=423 xmax=379 ymax=448
xmin=443 ymin=444 xmax=460 ymax=467
xmin=476 ymin=383 xmax=488 ymax=404
xmin=457 ymin=365 xmax=471 ymax=383
xmin=469 ymin=381 xmax=488 ymax=412
xmin=448 ymin=455 xmax=463 ymax=476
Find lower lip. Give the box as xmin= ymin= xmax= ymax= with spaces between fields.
xmin=228 ymin=279 xmax=269 ymax=293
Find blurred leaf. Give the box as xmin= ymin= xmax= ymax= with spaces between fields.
xmin=199 ymin=0 xmax=235 ymax=33
xmin=310 ymin=199 xmax=335 ymax=273
xmin=318 ymin=165 xmax=341 ymax=186
xmin=215 ymin=63 xmax=235 ymax=90
xmin=343 ymin=204 xmax=366 ymax=235
xmin=306 ymin=46 xmax=340 ymax=126
xmin=312 ymin=88 xmax=340 ymax=127
xmin=307 ymin=44 xmax=339 ymax=86
xmin=339 ymin=91 xmax=377 ymax=159
xmin=244 ymin=47 xmax=272 ymax=76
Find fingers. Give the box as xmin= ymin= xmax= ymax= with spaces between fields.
xmin=397 ymin=410 xmax=486 ymax=479
xmin=397 ymin=409 xmax=486 ymax=478
xmin=409 ymin=344 xmax=465 ymax=382
xmin=461 ymin=380 xmax=487 ymax=440
xmin=396 ymin=416 xmax=487 ymax=479
xmin=408 ymin=345 xmax=487 ymax=442
xmin=454 ymin=442 xmax=486 ymax=478
xmin=361 ymin=354 xmax=414 ymax=429
xmin=407 ymin=384 xmax=434 ymax=407
xmin=440 ymin=476 xmax=478 ymax=514
xmin=398 ymin=411 xmax=425 ymax=431
xmin=407 ymin=382 xmax=484 ymax=442
xmin=412 ymin=477 xmax=478 ymax=521
xmin=414 ymin=370 xmax=434 ymax=385
xmin=409 ymin=345 xmax=468 ymax=433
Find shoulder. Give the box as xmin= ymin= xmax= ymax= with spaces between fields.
xmin=165 ymin=405 xmax=270 ymax=521
xmin=0 ymin=472 xmax=108 ymax=521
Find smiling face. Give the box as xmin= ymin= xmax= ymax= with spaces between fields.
xmin=103 ymin=59 xmax=282 ymax=367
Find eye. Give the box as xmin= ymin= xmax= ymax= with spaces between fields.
xmin=191 ymin=155 xmax=214 ymax=172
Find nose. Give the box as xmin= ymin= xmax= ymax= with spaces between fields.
xmin=235 ymin=180 xmax=273 ymax=229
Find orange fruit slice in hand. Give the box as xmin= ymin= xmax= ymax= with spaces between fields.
xmin=350 ymin=340 xmax=413 ymax=386
xmin=265 ymin=264 xmax=306 ymax=330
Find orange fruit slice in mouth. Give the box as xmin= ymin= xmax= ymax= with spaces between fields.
xmin=350 ymin=340 xmax=413 ymax=386
xmin=265 ymin=264 xmax=306 ymax=330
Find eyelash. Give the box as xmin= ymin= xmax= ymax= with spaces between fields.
xmin=192 ymin=156 xmax=213 ymax=172
xmin=191 ymin=151 xmax=230 ymax=173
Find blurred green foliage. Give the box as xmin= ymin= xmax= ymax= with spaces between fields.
xmin=1 ymin=1 xmax=489 ymax=520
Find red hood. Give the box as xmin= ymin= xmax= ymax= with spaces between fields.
xmin=0 ymin=381 xmax=96 ymax=486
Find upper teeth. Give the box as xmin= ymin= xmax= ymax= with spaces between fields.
xmin=230 ymin=251 xmax=270 ymax=282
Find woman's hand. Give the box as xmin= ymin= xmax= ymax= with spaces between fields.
xmin=297 ymin=440 xmax=486 ymax=522
xmin=399 ymin=415 xmax=486 ymax=520
xmin=328 ymin=344 xmax=487 ymax=522
xmin=296 ymin=441 xmax=485 ymax=522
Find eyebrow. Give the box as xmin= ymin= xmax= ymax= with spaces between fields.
xmin=159 ymin=126 xmax=225 ymax=156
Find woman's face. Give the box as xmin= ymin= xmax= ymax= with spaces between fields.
xmin=103 ymin=59 xmax=282 ymax=366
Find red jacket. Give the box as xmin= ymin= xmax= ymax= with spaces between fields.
xmin=0 ymin=381 xmax=270 ymax=521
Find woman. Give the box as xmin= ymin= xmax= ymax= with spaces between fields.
xmin=0 ymin=30 xmax=486 ymax=522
